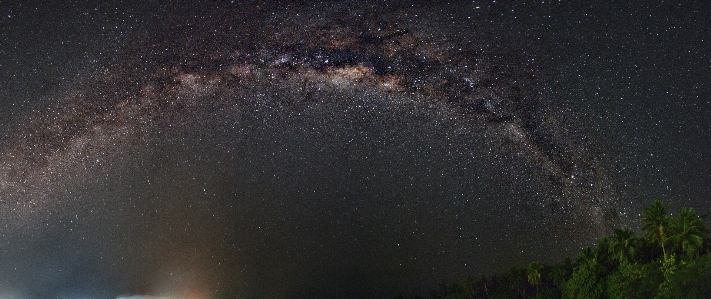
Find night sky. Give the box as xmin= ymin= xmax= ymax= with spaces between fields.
xmin=1 ymin=1 xmax=710 ymax=299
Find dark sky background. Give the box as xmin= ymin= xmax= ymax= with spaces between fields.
xmin=0 ymin=1 xmax=709 ymax=299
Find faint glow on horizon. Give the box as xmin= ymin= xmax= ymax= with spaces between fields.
xmin=116 ymin=295 xmax=185 ymax=299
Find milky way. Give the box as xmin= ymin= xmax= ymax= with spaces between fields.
xmin=3 ymin=1 xmax=708 ymax=299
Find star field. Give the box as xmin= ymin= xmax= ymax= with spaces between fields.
xmin=0 ymin=2 xmax=710 ymax=299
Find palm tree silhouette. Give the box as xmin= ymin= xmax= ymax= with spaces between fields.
xmin=527 ymin=261 xmax=543 ymax=292
xmin=641 ymin=200 xmax=671 ymax=257
xmin=609 ymin=227 xmax=636 ymax=265
xmin=666 ymin=207 xmax=708 ymax=259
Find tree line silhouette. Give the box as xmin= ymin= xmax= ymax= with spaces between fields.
xmin=393 ymin=200 xmax=711 ymax=299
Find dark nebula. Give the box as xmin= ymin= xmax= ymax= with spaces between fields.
xmin=1 ymin=1 xmax=709 ymax=299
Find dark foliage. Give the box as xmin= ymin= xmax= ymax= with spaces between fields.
xmin=394 ymin=201 xmax=711 ymax=299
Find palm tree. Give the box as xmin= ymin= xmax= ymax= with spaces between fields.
xmin=527 ymin=261 xmax=543 ymax=292
xmin=576 ymin=246 xmax=595 ymax=266
xmin=609 ymin=227 xmax=636 ymax=265
xmin=477 ymin=275 xmax=491 ymax=299
xmin=641 ymin=200 xmax=670 ymax=256
xmin=666 ymin=207 xmax=708 ymax=259
xmin=590 ymin=236 xmax=617 ymax=270
xmin=462 ymin=275 xmax=475 ymax=299
xmin=505 ymin=266 xmax=527 ymax=298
